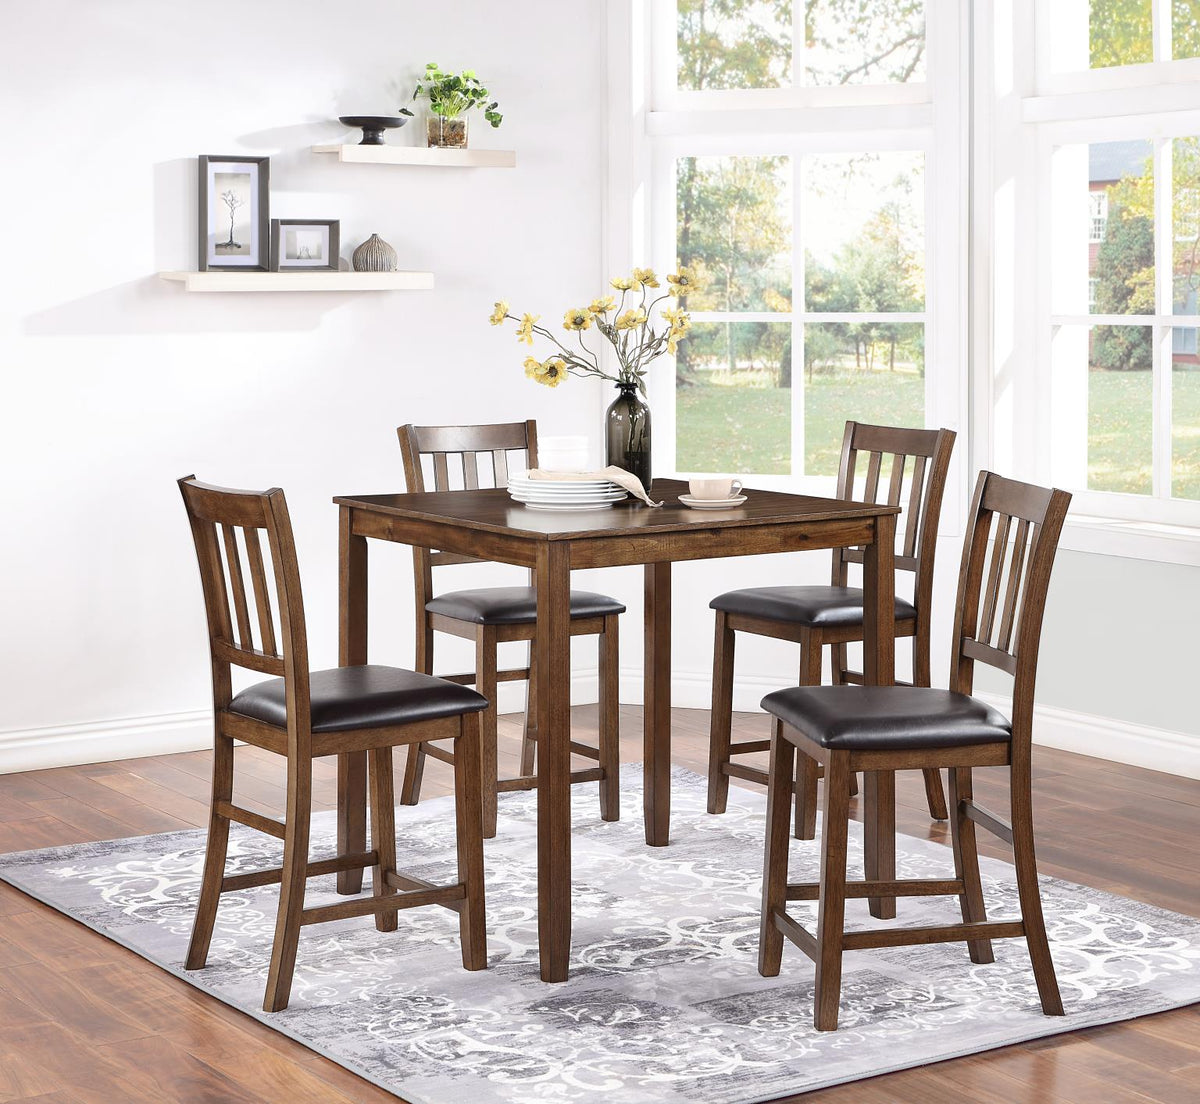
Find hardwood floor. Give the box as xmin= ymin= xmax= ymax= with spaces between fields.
xmin=0 ymin=705 xmax=1197 ymax=1103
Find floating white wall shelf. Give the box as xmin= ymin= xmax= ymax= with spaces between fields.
xmin=158 ymin=271 xmax=435 ymax=292
xmin=311 ymin=144 xmax=516 ymax=168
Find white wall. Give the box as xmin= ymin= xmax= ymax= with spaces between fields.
xmin=2 ymin=1 xmax=1196 ymax=781
xmin=0 ymin=0 xmax=609 ymax=767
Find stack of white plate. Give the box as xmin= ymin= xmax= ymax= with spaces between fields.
xmin=507 ymin=471 xmax=628 ymax=511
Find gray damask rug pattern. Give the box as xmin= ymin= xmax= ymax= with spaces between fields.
xmin=1 ymin=767 xmax=1198 ymax=1103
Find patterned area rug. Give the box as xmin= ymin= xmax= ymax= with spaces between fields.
xmin=1 ymin=766 xmax=1198 ymax=1103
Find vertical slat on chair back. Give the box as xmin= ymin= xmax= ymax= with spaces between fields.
xmin=397 ymin=421 xmax=537 ymax=569
xmin=950 ymin=471 xmax=1071 ymax=741
xmin=178 ymin=477 xmax=310 ymax=720
xmin=831 ymin=422 xmax=956 ymax=621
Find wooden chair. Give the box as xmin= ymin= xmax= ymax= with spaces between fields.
xmin=178 ymin=476 xmax=488 ymax=1012
xmin=397 ymin=422 xmax=623 ymax=838
xmin=757 ymin=471 xmax=1070 ymax=1030
xmin=708 ymin=422 xmax=956 ymax=835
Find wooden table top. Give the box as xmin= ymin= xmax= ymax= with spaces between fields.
xmin=334 ymin=478 xmax=899 ymax=541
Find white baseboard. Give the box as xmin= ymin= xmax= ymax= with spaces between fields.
xmin=615 ymin=668 xmax=1200 ymax=781
xmin=974 ymin=692 xmax=1200 ymax=781
xmin=6 ymin=675 xmax=1196 ymax=783
xmin=0 ymin=710 xmax=213 ymax=775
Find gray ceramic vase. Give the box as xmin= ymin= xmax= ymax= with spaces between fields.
xmin=352 ymin=233 xmax=398 ymax=272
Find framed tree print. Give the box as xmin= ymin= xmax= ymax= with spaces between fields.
xmin=198 ymin=155 xmax=269 ymax=271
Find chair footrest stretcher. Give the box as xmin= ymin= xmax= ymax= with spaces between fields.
xmin=301 ymin=882 xmax=466 ymax=926
xmin=222 ymin=850 xmax=378 ymax=892
xmin=772 ymin=907 xmax=1025 ymax=961
xmin=785 ymin=878 xmax=963 ymax=901
xmin=495 ymin=767 xmax=604 ymax=792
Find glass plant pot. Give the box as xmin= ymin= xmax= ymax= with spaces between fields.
xmin=605 ymin=381 xmax=652 ymax=490
xmin=426 ymin=115 xmax=468 ymax=149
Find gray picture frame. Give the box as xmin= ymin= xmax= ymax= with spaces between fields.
xmin=198 ymin=155 xmax=270 ymax=271
xmin=270 ymin=219 xmax=341 ymax=272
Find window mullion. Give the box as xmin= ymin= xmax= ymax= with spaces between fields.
xmin=1154 ymin=137 xmax=1174 ymax=496
xmin=792 ymin=151 xmax=806 ymax=479
xmin=1152 ymin=0 xmax=1171 ymax=65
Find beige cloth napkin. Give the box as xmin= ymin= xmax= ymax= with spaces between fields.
xmin=526 ymin=466 xmax=663 ymax=507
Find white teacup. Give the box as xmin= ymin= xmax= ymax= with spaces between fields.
xmin=689 ymin=477 xmax=743 ymax=501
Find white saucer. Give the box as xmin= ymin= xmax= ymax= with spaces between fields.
xmin=679 ymin=493 xmax=748 ymax=510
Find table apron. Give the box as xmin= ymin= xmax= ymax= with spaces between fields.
xmin=349 ymin=510 xmax=537 ymax=567
xmin=566 ymin=518 xmax=878 ymax=568
xmin=348 ymin=509 xmax=880 ymax=571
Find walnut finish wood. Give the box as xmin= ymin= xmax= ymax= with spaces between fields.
xmin=335 ymin=478 xmax=900 ymax=980
xmin=759 ymin=470 xmax=1072 ymax=1030
xmin=179 ymin=477 xmax=487 ymax=1012
xmin=394 ymin=422 xmax=620 ymax=840
xmin=708 ymin=423 xmax=956 ymax=840
xmin=0 ymin=712 xmax=1196 ymax=1102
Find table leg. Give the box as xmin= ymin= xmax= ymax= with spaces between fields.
xmin=535 ymin=541 xmax=572 ymax=981
xmin=644 ymin=561 xmax=672 ymax=846
xmin=337 ymin=506 xmax=368 ymax=895
xmin=862 ymin=513 xmax=897 ymax=919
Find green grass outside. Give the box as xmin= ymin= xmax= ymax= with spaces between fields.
xmin=676 ymin=370 xmax=924 ymax=476
xmin=1088 ymin=368 xmax=1200 ymax=499
xmin=676 ymin=367 xmax=1200 ymax=500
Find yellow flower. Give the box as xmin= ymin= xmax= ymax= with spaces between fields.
xmin=615 ymin=308 xmax=647 ymax=330
xmin=662 ymin=307 xmax=690 ymax=331
xmin=589 ymin=295 xmax=617 ymax=314
xmin=489 ymin=300 xmax=509 ymax=326
xmin=515 ymin=313 xmax=539 ymax=345
xmin=523 ymin=355 xmax=542 ymax=379
xmin=610 ymin=276 xmax=635 ymax=292
xmin=666 ymin=265 xmax=704 ymax=297
xmin=562 ymin=307 xmax=593 ymax=331
xmin=537 ymin=357 xmax=568 ymax=387
xmin=633 ymin=266 xmax=660 ymax=288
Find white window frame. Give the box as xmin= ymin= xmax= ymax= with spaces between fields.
xmin=982 ymin=0 xmax=1200 ymax=561
xmin=606 ymin=0 xmax=967 ymax=512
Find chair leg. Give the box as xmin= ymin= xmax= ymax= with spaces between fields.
xmin=453 ymin=711 xmax=488 ymax=971
xmin=598 ymin=614 xmax=621 ymax=822
xmin=476 ymin=628 xmax=499 ymax=839
xmin=814 ymin=751 xmax=852 ymax=1032
xmin=263 ymin=756 xmax=313 ymax=1013
xmin=400 ymin=621 xmax=435 ymax=805
xmin=185 ymin=731 xmax=234 ymax=971
xmin=519 ymin=640 xmax=537 ymax=777
xmin=828 ymin=643 xmax=859 ymax=796
xmin=369 ymin=746 xmax=398 ymax=933
xmin=1011 ymin=760 xmax=1064 ymax=1015
xmin=922 ymin=768 xmax=950 ymax=821
xmin=912 ymin=620 xmax=949 ymax=822
xmin=758 ymin=718 xmax=795 ymax=978
xmin=794 ymin=750 xmax=818 ymax=841
xmin=707 ymin=611 xmax=735 ymax=815
xmin=793 ymin=635 xmax=823 ymax=828
xmin=948 ymin=766 xmax=994 ymax=964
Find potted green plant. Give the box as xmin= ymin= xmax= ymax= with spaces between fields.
xmin=401 ymin=62 xmax=502 ymax=149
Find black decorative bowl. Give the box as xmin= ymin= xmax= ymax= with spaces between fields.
xmin=338 ymin=115 xmax=409 ymax=146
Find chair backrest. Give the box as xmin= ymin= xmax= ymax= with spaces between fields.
xmin=178 ymin=476 xmax=310 ymax=725
xmin=832 ymin=422 xmax=956 ymax=621
xmin=950 ymin=471 xmax=1071 ymax=745
xmin=398 ymin=420 xmax=538 ymax=571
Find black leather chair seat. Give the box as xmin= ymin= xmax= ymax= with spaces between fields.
xmin=426 ymin=587 xmax=626 ymax=626
xmin=229 ymin=665 xmax=488 ymax=733
xmin=709 ymin=585 xmax=916 ymax=628
xmin=761 ymin=686 xmax=1012 ymax=752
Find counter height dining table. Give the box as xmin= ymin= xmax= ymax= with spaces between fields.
xmin=333 ymin=478 xmax=900 ymax=982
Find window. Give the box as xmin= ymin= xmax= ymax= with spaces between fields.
xmin=989 ymin=0 xmax=1200 ymax=532
xmin=1089 ymin=190 xmax=1109 ymax=242
xmin=638 ymin=1 xmax=962 ymax=490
